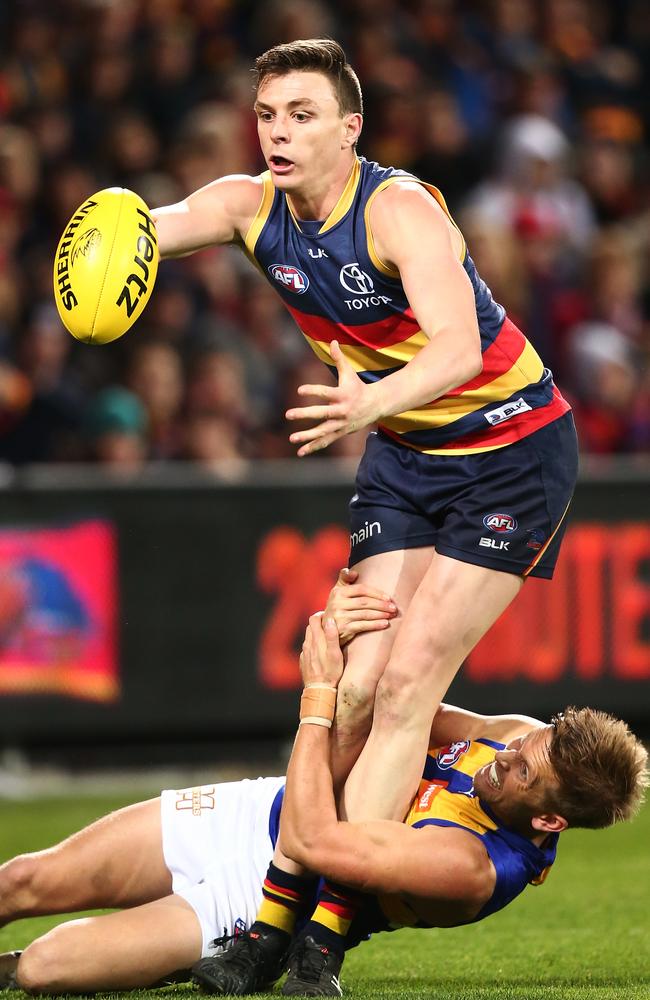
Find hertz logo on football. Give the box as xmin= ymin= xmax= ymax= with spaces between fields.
xmin=53 ymin=187 xmax=159 ymax=345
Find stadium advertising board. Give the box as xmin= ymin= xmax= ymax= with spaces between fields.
xmin=0 ymin=469 xmax=647 ymax=754
xmin=0 ymin=520 xmax=118 ymax=702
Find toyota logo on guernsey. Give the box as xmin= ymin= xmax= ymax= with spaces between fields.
xmin=268 ymin=264 xmax=310 ymax=294
xmin=339 ymin=262 xmax=375 ymax=295
xmin=483 ymin=513 xmax=518 ymax=533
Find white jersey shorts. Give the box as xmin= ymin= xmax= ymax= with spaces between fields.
xmin=160 ymin=776 xmax=285 ymax=957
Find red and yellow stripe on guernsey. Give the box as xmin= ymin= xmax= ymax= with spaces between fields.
xmin=286 ymin=306 xmax=569 ymax=454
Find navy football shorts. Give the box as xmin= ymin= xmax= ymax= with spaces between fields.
xmin=349 ymin=412 xmax=579 ymax=579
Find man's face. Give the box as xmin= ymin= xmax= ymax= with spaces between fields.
xmin=473 ymin=726 xmax=560 ymax=832
xmin=254 ymin=71 xmax=357 ymax=193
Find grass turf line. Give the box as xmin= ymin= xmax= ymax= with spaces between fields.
xmin=0 ymin=794 xmax=648 ymax=999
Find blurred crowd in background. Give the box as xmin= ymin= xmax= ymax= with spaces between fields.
xmin=0 ymin=0 xmax=649 ymax=471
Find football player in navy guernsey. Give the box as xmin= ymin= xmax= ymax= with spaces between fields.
xmin=0 ymin=605 xmax=646 ymax=997
xmin=151 ymin=38 xmax=580 ymax=991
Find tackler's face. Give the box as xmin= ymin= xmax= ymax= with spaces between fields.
xmin=254 ymin=71 xmax=359 ymax=193
xmin=473 ymin=726 xmax=562 ymax=832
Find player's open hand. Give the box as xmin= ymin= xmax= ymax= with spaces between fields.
xmin=286 ymin=340 xmax=382 ymax=457
xmin=300 ymin=612 xmax=345 ymax=688
xmin=325 ymin=567 xmax=397 ymax=645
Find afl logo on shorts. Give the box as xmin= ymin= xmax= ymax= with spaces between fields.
xmin=269 ymin=264 xmax=309 ymax=294
xmin=483 ymin=513 xmax=518 ymax=533
xmin=437 ymin=741 xmax=470 ymax=769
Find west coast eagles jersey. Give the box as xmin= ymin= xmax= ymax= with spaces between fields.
xmin=244 ymin=157 xmax=570 ymax=455
xmin=268 ymin=737 xmax=558 ymax=948
xmin=372 ymin=737 xmax=558 ymax=937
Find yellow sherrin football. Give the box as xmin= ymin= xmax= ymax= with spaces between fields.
xmin=53 ymin=187 xmax=159 ymax=344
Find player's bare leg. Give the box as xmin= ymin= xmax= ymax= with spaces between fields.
xmin=0 ymin=798 xmax=171 ymax=927
xmin=16 ymin=894 xmax=201 ymax=993
xmin=329 ymin=546 xmax=435 ymax=792
xmin=262 ymin=547 xmax=433 ymax=882
xmin=341 ymin=554 xmax=523 ymax=821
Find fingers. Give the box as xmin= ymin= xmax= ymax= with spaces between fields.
xmin=323 ymin=615 xmax=341 ymax=650
xmin=310 ymin=611 xmax=338 ymax=672
xmin=343 ymin=607 xmax=395 ymax=620
xmin=341 ymin=598 xmax=396 ymax=615
xmin=296 ymin=384 xmax=339 ymax=399
xmin=296 ymin=430 xmax=345 ymax=457
xmin=343 ymin=584 xmax=395 ymax=602
xmin=337 ymin=567 xmax=358 ymax=584
xmin=345 ymin=619 xmax=391 ymax=636
xmin=330 ymin=340 xmax=346 ymax=370
xmin=286 ymin=404 xmax=344 ymax=422
xmin=289 ymin=419 xmax=344 ymax=445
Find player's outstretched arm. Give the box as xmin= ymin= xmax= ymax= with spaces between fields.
xmin=429 ymin=704 xmax=546 ymax=748
xmin=152 ymin=175 xmax=264 ymax=258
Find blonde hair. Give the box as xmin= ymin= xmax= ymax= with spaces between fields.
xmin=549 ymin=707 xmax=648 ymax=829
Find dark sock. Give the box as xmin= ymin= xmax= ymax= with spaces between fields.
xmin=299 ymin=881 xmax=361 ymax=957
xmin=254 ymin=862 xmax=318 ymax=937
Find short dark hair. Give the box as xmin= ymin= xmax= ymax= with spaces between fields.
xmin=548 ymin=707 xmax=648 ymax=829
xmin=253 ymin=38 xmax=363 ymax=116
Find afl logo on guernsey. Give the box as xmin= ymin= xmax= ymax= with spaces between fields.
xmin=483 ymin=513 xmax=518 ymax=533
xmin=269 ymin=264 xmax=309 ymax=294
xmin=437 ymin=741 xmax=470 ymax=769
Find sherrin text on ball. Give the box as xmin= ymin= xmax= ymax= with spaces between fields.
xmin=53 ymin=187 xmax=159 ymax=344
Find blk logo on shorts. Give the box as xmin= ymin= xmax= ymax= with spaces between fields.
xmin=268 ymin=264 xmax=310 ymax=293
xmin=483 ymin=513 xmax=518 ymax=533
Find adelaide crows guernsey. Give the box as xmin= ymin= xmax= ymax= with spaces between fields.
xmin=268 ymin=738 xmax=558 ymax=947
xmin=244 ymin=157 xmax=570 ymax=455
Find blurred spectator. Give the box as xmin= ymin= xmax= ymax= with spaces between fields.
xmin=409 ymin=89 xmax=486 ymax=213
xmin=464 ymin=114 xmax=596 ymax=253
xmin=125 ymin=342 xmax=185 ymax=459
xmin=588 ymin=227 xmax=645 ymax=342
xmin=0 ymin=305 xmax=85 ymax=464
xmin=566 ymin=321 xmax=639 ymax=453
xmin=0 ymin=0 xmax=647 ymax=465
xmin=182 ymin=414 xmax=250 ymax=478
xmin=84 ymin=386 xmax=148 ymax=470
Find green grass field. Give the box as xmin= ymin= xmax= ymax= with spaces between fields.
xmin=1 ymin=793 xmax=649 ymax=1000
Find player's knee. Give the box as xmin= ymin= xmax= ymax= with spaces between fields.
xmin=0 ymin=854 xmax=43 ymax=916
xmin=373 ymin=668 xmax=422 ymax=728
xmin=17 ymin=935 xmax=65 ymax=995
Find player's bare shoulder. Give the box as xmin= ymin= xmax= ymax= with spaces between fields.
xmin=371 ymin=178 xmax=450 ymax=226
xmin=369 ymin=178 xmax=464 ymax=268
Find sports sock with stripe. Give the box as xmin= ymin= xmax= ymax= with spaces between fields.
xmin=253 ymin=863 xmax=319 ymax=937
xmin=298 ymin=881 xmax=361 ymax=957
